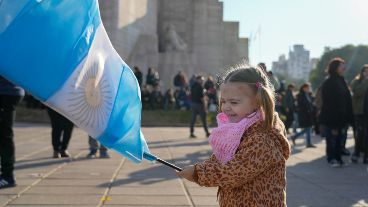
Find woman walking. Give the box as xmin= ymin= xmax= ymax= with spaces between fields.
xmin=290 ymin=83 xmax=316 ymax=148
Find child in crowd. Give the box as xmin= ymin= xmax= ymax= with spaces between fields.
xmin=177 ymin=64 xmax=290 ymax=206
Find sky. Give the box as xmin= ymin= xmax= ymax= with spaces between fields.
xmin=219 ymin=0 xmax=368 ymax=68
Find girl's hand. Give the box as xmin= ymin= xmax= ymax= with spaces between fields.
xmin=176 ymin=165 xmax=196 ymax=182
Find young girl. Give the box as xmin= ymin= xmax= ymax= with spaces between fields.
xmin=177 ymin=64 xmax=290 ymax=206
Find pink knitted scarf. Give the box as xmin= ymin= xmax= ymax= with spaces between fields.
xmin=208 ymin=110 xmax=263 ymax=164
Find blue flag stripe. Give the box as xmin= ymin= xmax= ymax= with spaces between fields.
xmin=97 ymin=65 xmax=148 ymax=163
xmin=0 ymin=0 xmax=100 ymax=101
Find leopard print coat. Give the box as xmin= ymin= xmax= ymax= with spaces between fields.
xmin=194 ymin=114 xmax=290 ymax=207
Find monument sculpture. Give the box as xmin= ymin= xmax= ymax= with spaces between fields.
xmin=164 ymin=24 xmax=187 ymax=52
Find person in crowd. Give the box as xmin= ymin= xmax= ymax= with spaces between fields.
xmin=189 ymin=74 xmax=196 ymax=88
xmin=177 ymin=64 xmax=290 ymax=206
xmin=163 ymin=88 xmax=176 ymax=110
xmin=351 ymin=64 xmax=368 ymax=164
xmin=146 ymin=67 xmax=160 ymax=88
xmin=314 ymin=85 xmax=324 ymax=136
xmin=283 ymin=84 xmax=296 ymax=134
xmin=189 ymin=75 xmax=210 ymax=138
xmin=47 ymin=107 xmax=74 ymax=158
xmin=174 ymin=87 xmax=191 ymax=111
xmin=86 ymin=136 xmax=110 ymax=158
xmin=204 ymin=76 xmax=218 ymax=110
xmin=152 ymin=68 xmax=160 ymax=87
xmin=258 ymin=62 xmax=280 ymax=91
xmin=133 ymin=66 xmax=143 ymax=87
xmin=204 ymin=76 xmax=215 ymax=91
xmin=275 ymin=81 xmax=286 ymax=117
xmin=149 ymin=85 xmax=163 ymax=110
xmin=310 ymin=91 xmax=320 ymax=135
xmin=0 ymin=76 xmax=24 ymax=189
xmin=290 ymin=83 xmax=316 ymax=148
xmin=141 ymin=84 xmax=151 ymax=110
xmin=173 ymin=71 xmax=188 ymax=89
xmin=319 ymin=57 xmax=353 ymax=167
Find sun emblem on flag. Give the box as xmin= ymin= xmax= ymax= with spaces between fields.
xmin=67 ymin=53 xmax=113 ymax=128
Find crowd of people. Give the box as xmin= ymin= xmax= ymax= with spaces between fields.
xmin=276 ymin=58 xmax=368 ymax=167
xmin=133 ymin=66 xmax=218 ymax=112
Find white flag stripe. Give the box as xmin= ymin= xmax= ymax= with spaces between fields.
xmin=46 ymin=24 xmax=123 ymax=138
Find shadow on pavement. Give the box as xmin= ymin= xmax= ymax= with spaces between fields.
xmin=98 ymin=150 xmax=212 ymax=188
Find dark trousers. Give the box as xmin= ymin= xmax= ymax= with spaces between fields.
xmin=325 ymin=127 xmax=343 ymax=163
xmin=284 ymin=109 xmax=294 ymax=131
xmin=353 ymin=115 xmax=368 ymax=159
xmin=88 ymin=136 xmax=107 ymax=152
xmin=190 ymin=103 xmax=209 ymax=135
xmin=47 ymin=108 xmax=74 ymax=152
xmin=0 ymin=95 xmax=22 ymax=179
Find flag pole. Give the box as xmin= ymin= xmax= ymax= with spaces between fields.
xmin=143 ymin=152 xmax=182 ymax=171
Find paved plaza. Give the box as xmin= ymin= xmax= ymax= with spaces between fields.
xmin=0 ymin=123 xmax=367 ymax=207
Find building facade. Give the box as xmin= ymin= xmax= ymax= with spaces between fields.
xmin=272 ymin=45 xmax=313 ymax=81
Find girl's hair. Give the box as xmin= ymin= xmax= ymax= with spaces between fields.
xmin=220 ymin=63 xmax=275 ymax=129
xmin=326 ymin=57 xmax=345 ymax=76
xmin=355 ymin=64 xmax=368 ymax=82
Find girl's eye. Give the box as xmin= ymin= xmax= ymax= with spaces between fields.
xmin=230 ymin=102 xmax=238 ymax=105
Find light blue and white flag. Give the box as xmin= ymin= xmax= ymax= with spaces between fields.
xmin=0 ymin=0 xmax=152 ymax=163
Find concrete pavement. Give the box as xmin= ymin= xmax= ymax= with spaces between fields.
xmin=0 ymin=123 xmax=367 ymax=207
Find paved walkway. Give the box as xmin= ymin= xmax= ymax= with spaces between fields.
xmin=0 ymin=123 xmax=367 ymax=207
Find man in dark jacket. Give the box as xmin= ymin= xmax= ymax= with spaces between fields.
xmin=0 ymin=76 xmax=24 ymax=188
xmin=189 ymin=75 xmax=210 ymax=138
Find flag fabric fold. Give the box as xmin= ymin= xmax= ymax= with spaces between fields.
xmin=0 ymin=0 xmax=150 ymax=163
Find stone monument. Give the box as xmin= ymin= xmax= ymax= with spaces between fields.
xmin=99 ymin=0 xmax=248 ymax=90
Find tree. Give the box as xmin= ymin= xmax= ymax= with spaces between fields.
xmin=309 ymin=45 xmax=368 ymax=89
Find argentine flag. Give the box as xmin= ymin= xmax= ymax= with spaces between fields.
xmin=0 ymin=0 xmax=151 ymax=163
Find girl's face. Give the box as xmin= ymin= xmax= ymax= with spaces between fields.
xmin=220 ymin=82 xmax=259 ymax=123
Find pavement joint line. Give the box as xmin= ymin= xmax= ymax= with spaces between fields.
xmin=1 ymin=150 xmax=86 ymax=207
xmin=14 ymin=132 xmax=50 ymax=146
xmin=98 ymin=158 xmax=126 ymax=207
xmin=159 ymin=133 xmax=195 ymax=207
xmin=15 ymin=137 xmax=47 ymax=146
xmin=14 ymin=132 xmax=86 ymax=163
xmin=16 ymin=146 xmax=51 ymax=162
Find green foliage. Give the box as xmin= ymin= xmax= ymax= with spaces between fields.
xmin=309 ymin=44 xmax=368 ymax=88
